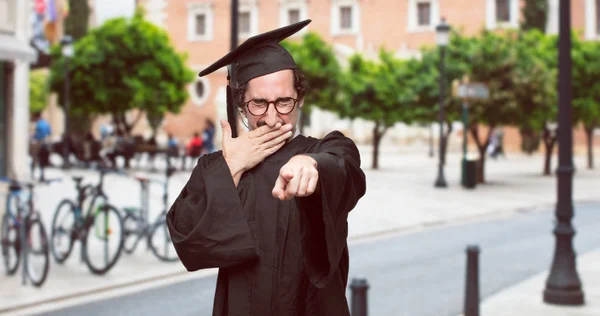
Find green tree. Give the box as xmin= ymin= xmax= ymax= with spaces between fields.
xmin=64 ymin=0 xmax=90 ymax=41
xmin=513 ymin=29 xmax=558 ymax=174
xmin=464 ymin=30 xmax=520 ymax=182
xmin=49 ymin=8 xmax=195 ymax=136
xmin=573 ymin=37 xmax=600 ymax=169
xmin=340 ymin=51 xmax=419 ymax=169
xmin=29 ymin=70 xmax=50 ymax=116
xmin=521 ymin=0 xmax=548 ymax=31
xmin=60 ymin=0 xmax=92 ymax=134
xmin=415 ymin=31 xmax=474 ymax=168
xmin=281 ymin=32 xmax=343 ymax=132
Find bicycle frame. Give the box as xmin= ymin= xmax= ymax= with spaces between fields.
xmin=124 ymin=167 xmax=174 ymax=255
xmin=3 ymin=180 xmax=50 ymax=285
xmin=60 ymin=170 xmax=114 ymax=262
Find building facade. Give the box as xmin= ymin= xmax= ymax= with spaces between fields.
xmin=141 ymin=0 xmax=599 ymax=152
xmin=0 ymin=0 xmax=37 ymax=179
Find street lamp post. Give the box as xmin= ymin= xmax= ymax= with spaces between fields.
xmin=459 ymin=76 xmax=470 ymax=187
xmin=60 ymin=35 xmax=74 ymax=169
xmin=543 ymin=0 xmax=585 ymax=306
xmin=461 ymin=100 xmax=469 ymax=185
xmin=429 ymin=123 xmax=434 ymax=158
xmin=227 ymin=0 xmax=239 ymax=138
xmin=434 ymin=18 xmax=450 ymax=188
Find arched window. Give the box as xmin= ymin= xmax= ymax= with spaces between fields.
xmin=189 ymin=77 xmax=210 ymax=107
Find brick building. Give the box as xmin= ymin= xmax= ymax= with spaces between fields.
xmin=138 ymin=0 xmax=599 ymax=153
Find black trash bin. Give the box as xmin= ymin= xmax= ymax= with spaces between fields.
xmin=463 ymin=159 xmax=478 ymax=189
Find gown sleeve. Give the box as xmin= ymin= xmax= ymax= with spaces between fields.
xmin=296 ymin=131 xmax=367 ymax=288
xmin=166 ymin=153 xmax=258 ymax=272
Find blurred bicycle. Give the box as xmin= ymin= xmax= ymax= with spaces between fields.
xmin=50 ymin=167 xmax=125 ymax=275
xmin=122 ymin=166 xmax=179 ymax=262
xmin=1 ymin=177 xmax=59 ymax=287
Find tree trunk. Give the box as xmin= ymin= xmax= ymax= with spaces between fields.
xmin=371 ymin=122 xmax=389 ymax=170
xmin=442 ymin=121 xmax=454 ymax=166
xmin=111 ymin=112 xmax=126 ymax=135
xmin=519 ymin=127 xmax=540 ymax=155
xmin=542 ymin=127 xmax=557 ymax=176
xmin=543 ymin=141 xmax=553 ymax=175
xmin=299 ymin=109 xmax=309 ymax=135
xmin=469 ymin=124 xmax=495 ymax=184
xmin=372 ymin=122 xmax=381 ymax=170
xmin=585 ymin=126 xmax=594 ymax=169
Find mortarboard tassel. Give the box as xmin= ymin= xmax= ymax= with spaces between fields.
xmin=226 ymin=84 xmax=238 ymax=138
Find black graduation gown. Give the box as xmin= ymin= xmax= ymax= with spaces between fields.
xmin=166 ymin=131 xmax=367 ymax=316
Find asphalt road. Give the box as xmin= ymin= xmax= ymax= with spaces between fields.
xmin=39 ymin=202 xmax=600 ymax=316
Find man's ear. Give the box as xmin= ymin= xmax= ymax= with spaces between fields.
xmin=298 ymin=97 xmax=304 ymax=109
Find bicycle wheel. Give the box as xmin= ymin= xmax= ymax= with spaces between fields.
xmin=1 ymin=213 xmax=20 ymax=275
xmin=122 ymin=212 xmax=143 ymax=254
xmin=50 ymin=199 xmax=77 ymax=264
xmin=149 ymin=219 xmax=179 ymax=262
xmin=25 ymin=217 xmax=50 ymax=287
xmin=83 ymin=203 xmax=124 ymax=275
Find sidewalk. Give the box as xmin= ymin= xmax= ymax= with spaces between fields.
xmin=1 ymin=146 xmax=599 ymax=313
xmin=477 ymin=248 xmax=600 ymax=316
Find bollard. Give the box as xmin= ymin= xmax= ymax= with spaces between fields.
xmin=464 ymin=245 xmax=480 ymax=316
xmin=350 ymin=277 xmax=369 ymax=316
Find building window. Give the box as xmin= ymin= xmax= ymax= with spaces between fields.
xmin=408 ymin=0 xmax=439 ymax=32
xmin=239 ymin=11 xmax=250 ymax=34
xmin=195 ymin=81 xmax=205 ymax=99
xmin=189 ymin=77 xmax=210 ymax=107
xmin=187 ymin=3 xmax=214 ymax=42
xmin=195 ymin=14 xmax=206 ymax=36
xmin=279 ymin=0 xmax=308 ymax=31
xmin=417 ymin=2 xmax=431 ymax=26
xmin=496 ymin=0 xmax=510 ymax=23
xmin=238 ymin=2 xmax=258 ymax=38
xmin=486 ymin=0 xmax=517 ymax=29
xmin=331 ymin=0 xmax=360 ymax=36
xmin=288 ymin=9 xmax=300 ymax=24
xmin=340 ymin=6 xmax=353 ymax=30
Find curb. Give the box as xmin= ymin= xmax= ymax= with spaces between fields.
xmin=347 ymin=199 xmax=600 ymax=244
xmin=0 ymin=270 xmax=201 ymax=314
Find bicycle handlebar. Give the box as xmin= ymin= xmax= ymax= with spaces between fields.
xmin=132 ymin=175 xmax=167 ymax=186
xmin=0 ymin=177 xmax=62 ymax=188
xmin=99 ymin=168 xmax=128 ymax=177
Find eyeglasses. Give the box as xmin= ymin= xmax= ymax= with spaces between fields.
xmin=243 ymin=97 xmax=298 ymax=116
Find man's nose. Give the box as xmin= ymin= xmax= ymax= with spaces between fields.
xmin=264 ymin=105 xmax=279 ymax=127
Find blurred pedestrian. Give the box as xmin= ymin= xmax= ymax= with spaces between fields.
xmin=185 ymin=132 xmax=203 ymax=169
xmin=166 ymin=133 xmax=180 ymax=168
xmin=30 ymin=112 xmax=52 ymax=181
xmin=146 ymin=136 xmax=158 ymax=171
xmin=490 ymin=129 xmax=505 ymax=159
xmin=82 ymin=132 xmax=96 ymax=168
xmin=102 ymin=130 xmax=119 ymax=168
xmin=202 ymin=118 xmax=216 ymax=155
xmin=100 ymin=122 xmax=114 ymax=141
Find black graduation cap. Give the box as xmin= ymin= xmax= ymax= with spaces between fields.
xmin=199 ymin=19 xmax=311 ymax=137
xmin=199 ymin=19 xmax=311 ymax=88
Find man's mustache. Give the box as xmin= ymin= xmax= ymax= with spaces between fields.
xmin=256 ymin=120 xmax=286 ymax=127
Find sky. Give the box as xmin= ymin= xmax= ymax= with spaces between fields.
xmin=94 ymin=0 xmax=136 ymax=25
